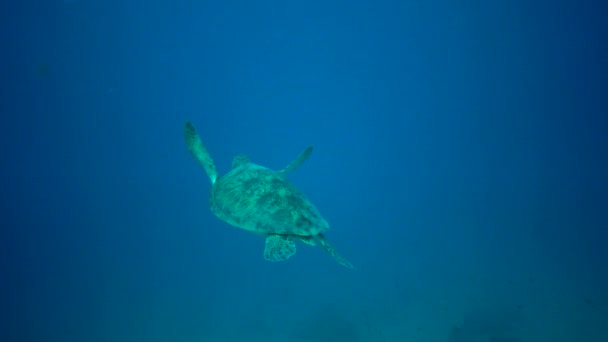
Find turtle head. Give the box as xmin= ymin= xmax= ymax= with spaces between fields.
xmin=231 ymin=153 xmax=251 ymax=169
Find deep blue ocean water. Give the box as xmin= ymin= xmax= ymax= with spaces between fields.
xmin=2 ymin=1 xmax=607 ymax=341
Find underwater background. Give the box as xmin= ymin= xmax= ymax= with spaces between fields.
xmin=2 ymin=0 xmax=607 ymax=341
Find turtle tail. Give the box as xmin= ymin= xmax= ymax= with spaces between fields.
xmin=317 ymin=234 xmax=356 ymax=270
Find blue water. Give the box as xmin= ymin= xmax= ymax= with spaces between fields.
xmin=2 ymin=1 xmax=607 ymax=341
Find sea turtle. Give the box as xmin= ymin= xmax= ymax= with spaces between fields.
xmin=184 ymin=121 xmax=355 ymax=269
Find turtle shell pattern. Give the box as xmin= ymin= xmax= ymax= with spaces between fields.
xmin=209 ymin=163 xmax=329 ymax=237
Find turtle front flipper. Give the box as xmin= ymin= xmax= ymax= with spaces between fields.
xmin=279 ymin=146 xmax=313 ymax=175
xmin=264 ymin=234 xmax=296 ymax=262
xmin=184 ymin=121 xmax=218 ymax=184
xmin=317 ymin=234 xmax=356 ymax=270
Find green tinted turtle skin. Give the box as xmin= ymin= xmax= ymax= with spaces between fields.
xmin=185 ymin=121 xmax=354 ymax=269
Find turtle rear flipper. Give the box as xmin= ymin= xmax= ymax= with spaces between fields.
xmin=264 ymin=234 xmax=296 ymax=262
xmin=185 ymin=121 xmax=218 ymax=184
xmin=317 ymin=234 xmax=356 ymax=270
